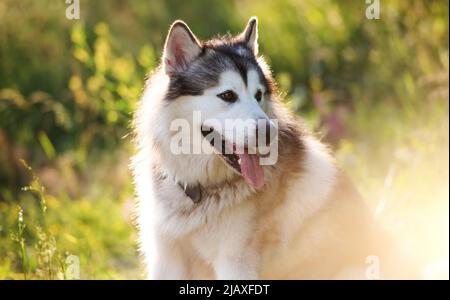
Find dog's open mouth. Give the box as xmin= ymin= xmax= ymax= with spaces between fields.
xmin=201 ymin=127 xmax=265 ymax=189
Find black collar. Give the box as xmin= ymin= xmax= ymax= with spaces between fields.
xmin=173 ymin=176 xmax=243 ymax=204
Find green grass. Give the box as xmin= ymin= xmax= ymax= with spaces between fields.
xmin=0 ymin=156 xmax=142 ymax=279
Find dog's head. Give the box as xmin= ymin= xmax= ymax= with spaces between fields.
xmin=145 ymin=17 xmax=279 ymax=189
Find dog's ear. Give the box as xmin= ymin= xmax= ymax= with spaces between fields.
xmin=241 ymin=16 xmax=259 ymax=55
xmin=163 ymin=20 xmax=202 ymax=75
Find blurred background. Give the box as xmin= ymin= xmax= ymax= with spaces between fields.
xmin=0 ymin=0 xmax=448 ymax=279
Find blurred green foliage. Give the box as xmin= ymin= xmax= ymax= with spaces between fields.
xmin=0 ymin=0 xmax=448 ymax=279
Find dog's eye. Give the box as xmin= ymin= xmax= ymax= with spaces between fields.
xmin=255 ymin=90 xmax=263 ymax=102
xmin=217 ymin=90 xmax=238 ymax=103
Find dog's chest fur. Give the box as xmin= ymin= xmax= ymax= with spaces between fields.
xmin=136 ymin=132 xmax=350 ymax=278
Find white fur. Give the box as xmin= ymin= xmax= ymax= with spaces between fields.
xmin=201 ymin=70 xmax=271 ymax=149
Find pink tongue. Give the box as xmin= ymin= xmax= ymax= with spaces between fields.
xmin=238 ymin=152 xmax=265 ymax=189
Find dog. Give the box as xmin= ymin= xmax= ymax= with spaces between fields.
xmin=132 ymin=17 xmax=416 ymax=279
